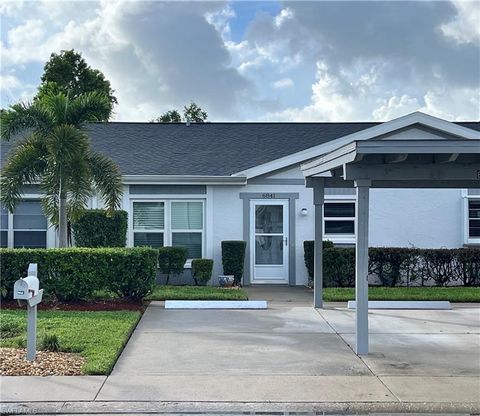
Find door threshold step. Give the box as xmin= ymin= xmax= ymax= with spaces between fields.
xmin=165 ymin=300 xmax=268 ymax=309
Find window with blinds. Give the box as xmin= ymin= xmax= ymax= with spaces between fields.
xmin=468 ymin=199 xmax=480 ymax=238
xmin=132 ymin=202 xmax=165 ymax=248
xmin=1 ymin=200 xmax=48 ymax=248
xmin=131 ymin=200 xmax=204 ymax=258
xmin=324 ymin=202 xmax=355 ymax=235
xmin=171 ymin=201 xmax=203 ymax=259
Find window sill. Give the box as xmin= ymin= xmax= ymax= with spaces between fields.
xmin=464 ymin=239 xmax=480 ymax=247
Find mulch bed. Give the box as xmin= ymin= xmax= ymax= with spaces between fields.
xmin=0 ymin=348 xmax=85 ymax=376
xmin=1 ymin=298 xmax=146 ymax=311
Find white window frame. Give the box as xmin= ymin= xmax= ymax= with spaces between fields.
xmin=463 ymin=193 xmax=480 ymax=246
xmin=129 ymin=198 xmax=206 ymax=266
xmin=131 ymin=199 xmax=166 ymax=249
xmin=323 ymin=197 xmax=356 ymax=244
xmin=2 ymin=197 xmax=51 ymax=249
xmin=170 ymin=199 xmax=205 ymax=264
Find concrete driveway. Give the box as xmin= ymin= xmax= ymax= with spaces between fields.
xmin=96 ymin=288 xmax=480 ymax=404
xmin=2 ymin=287 xmax=479 ymax=413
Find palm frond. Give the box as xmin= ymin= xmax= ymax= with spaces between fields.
xmin=67 ymin=92 xmax=112 ymax=126
xmin=88 ymin=150 xmax=123 ymax=214
xmin=40 ymin=169 xmax=60 ymax=226
xmin=0 ymin=134 xmax=47 ymax=211
xmin=0 ymin=101 xmax=54 ymax=141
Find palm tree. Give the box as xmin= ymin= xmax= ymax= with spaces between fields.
xmin=1 ymin=91 xmax=122 ymax=247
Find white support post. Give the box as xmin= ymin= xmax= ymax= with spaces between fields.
xmin=354 ymin=179 xmax=371 ymax=355
xmin=313 ymin=178 xmax=325 ymax=308
xmin=26 ymin=304 xmax=37 ymax=361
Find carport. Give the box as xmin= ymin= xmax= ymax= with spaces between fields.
xmin=302 ymin=113 xmax=480 ymax=354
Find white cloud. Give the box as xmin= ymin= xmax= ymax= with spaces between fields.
xmin=440 ymin=0 xmax=480 ymax=44
xmin=272 ymin=77 xmax=293 ymax=89
xmin=373 ymin=95 xmax=421 ymax=121
xmin=1 ymin=1 xmax=479 ymax=122
xmin=274 ymin=8 xmax=293 ymax=28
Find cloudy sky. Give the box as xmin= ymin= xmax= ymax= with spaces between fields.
xmin=1 ymin=0 xmax=479 ymax=122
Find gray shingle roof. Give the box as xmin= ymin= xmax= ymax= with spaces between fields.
xmin=2 ymin=121 xmax=479 ymax=176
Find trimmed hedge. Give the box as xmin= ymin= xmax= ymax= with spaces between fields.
xmin=303 ymin=240 xmax=335 ymax=279
xmin=303 ymin=244 xmax=480 ymax=287
xmin=221 ymin=241 xmax=246 ymax=286
xmin=73 ymin=210 xmax=128 ymax=247
xmin=158 ymin=246 xmax=188 ymax=285
xmin=0 ymin=247 xmax=158 ymax=301
xmin=192 ymin=259 xmax=214 ymax=286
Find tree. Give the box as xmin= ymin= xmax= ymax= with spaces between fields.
xmin=0 ymin=91 xmax=123 ymax=247
xmin=183 ymin=102 xmax=207 ymax=123
xmin=36 ymin=50 xmax=117 ymax=121
xmin=154 ymin=109 xmax=182 ymax=123
xmin=153 ymin=102 xmax=208 ymax=123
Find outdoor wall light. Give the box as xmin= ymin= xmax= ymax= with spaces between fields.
xmin=300 ymin=208 xmax=308 ymax=216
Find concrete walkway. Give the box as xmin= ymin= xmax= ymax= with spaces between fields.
xmin=2 ymin=287 xmax=480 ymax=414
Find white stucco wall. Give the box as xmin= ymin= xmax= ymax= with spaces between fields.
xmin=86 ymin=165 xmax=466 ymax=286
xmin=369 ymin=188 xmax=463 ymax=248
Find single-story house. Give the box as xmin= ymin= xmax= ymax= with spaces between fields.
xmin=1 ymin=112 xmax=479 ymax=286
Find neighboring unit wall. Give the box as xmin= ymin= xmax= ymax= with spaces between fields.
xmin=369 ymin=188 xmax=463 ymax=248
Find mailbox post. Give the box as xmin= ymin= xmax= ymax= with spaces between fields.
xmin=13 ymin=263 xmax=43 ymax=361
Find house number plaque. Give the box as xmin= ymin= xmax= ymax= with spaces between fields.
xmin=262 ymin=193 xmax=276 ymax=199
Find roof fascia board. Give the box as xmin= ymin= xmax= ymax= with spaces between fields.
xmin=232 ymin=112 xmax=480 ymax=179
xmin=356 ymin=139 xmax=480 ymax=154
xmin=122 ymin=175 xmax=247 ymax=185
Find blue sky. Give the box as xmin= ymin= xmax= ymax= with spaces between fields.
xmin=0 ymin=1 xmax=479 ymax=122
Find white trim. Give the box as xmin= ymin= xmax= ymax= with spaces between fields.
xmin=123 ymin=175 xmax=246 ymax=185
xmin=233 ymin=112 xmax=479 ymax=179
xmin=323 ymin=199 xmax=356 ymax=245
xmin=250 ymin=199 xmax=289 ymax=284
xmin=205 ymin=186 xmax=214 ymax=267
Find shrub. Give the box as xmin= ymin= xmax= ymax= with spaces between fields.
xmin=192 ymin=259 xmax=214 ymax=286
xmin=221 ymin=241 xmax=246 ymax=285
xmin=103 ymin=248 xmax=158 ymax=299
xmin=368 ymin=247 xmax=420 ymax=287
xmin=158 ymin=246 xmax=188 ymax=285
xmin=73 ymin=209 xmax=127 ymax=247
xmin=323 ymin=247 xmax=356 ymax=287
xmin=0 ymin=247 xmax=158 ymax=301
xmin=302 ymin=243 xmax=479 ymax=288
xmin=303 ymin=240 xmax=335 ymax=279
xmin=454 ymin=248 xmax=480 ymax=286
xmin=40 ymin=333 xmax=61 ymax=352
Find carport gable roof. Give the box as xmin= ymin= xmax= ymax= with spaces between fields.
xmin=301 ymin=114 xmax=480 ymax=189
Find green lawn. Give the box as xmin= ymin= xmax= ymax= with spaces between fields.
xmin=323 ymin=286 xmax=480 ymax=302
xmin=0 ymin=310 xmax=141 ymax=374
xmin=147 ymin=285 xmax=248 ymax=301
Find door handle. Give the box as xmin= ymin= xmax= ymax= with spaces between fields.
xmin=284 ymin=237 xmax=288 ymax=246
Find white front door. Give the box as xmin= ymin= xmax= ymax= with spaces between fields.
xmin=250 ymin=200 xmax=289 ymax=284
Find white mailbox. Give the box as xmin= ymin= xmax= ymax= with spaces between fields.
xmin=14 ymin=275 xmax=39 ymax=300
xmin=14 ymin=263 xmax=43 ymax=361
